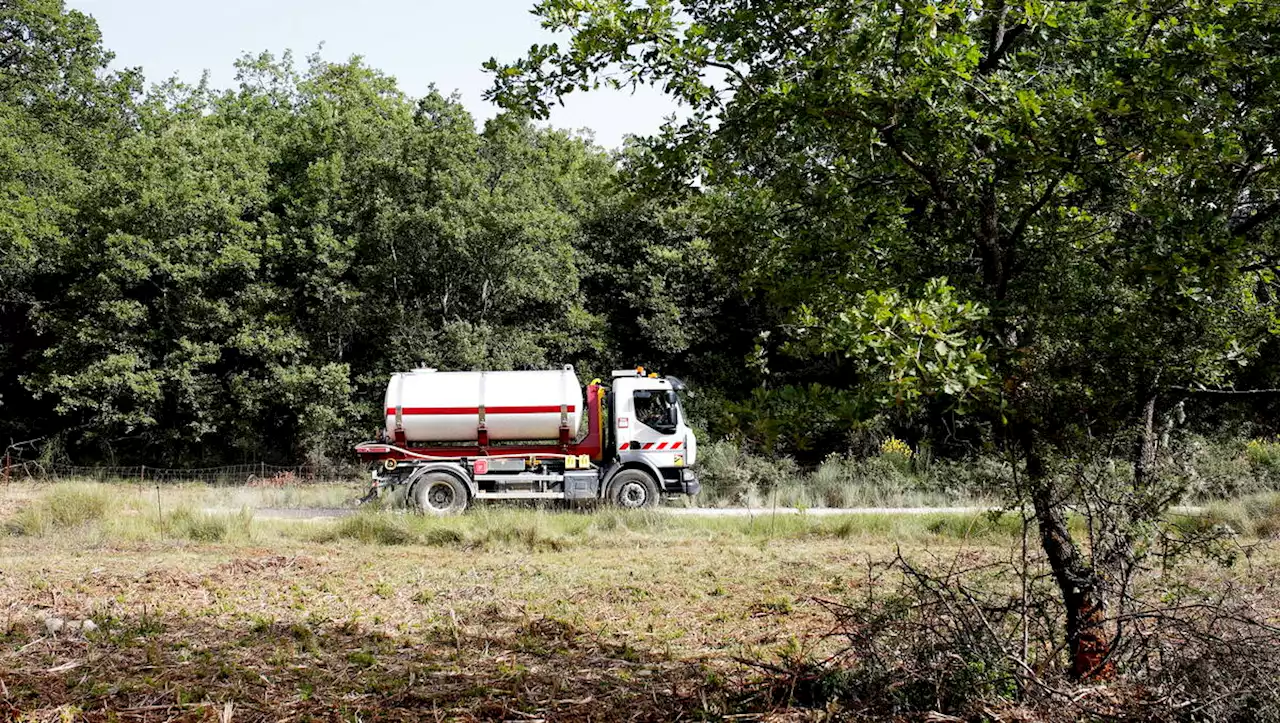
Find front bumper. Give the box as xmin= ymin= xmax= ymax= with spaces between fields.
xmin=680 ymin=468 xmax=700 ymax=496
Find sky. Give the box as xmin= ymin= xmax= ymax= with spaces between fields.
xmin=66 ymin=0 xmax=683 ymax=150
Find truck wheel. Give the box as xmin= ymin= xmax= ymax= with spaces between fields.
xmin=411 ymin=473 xmax=469 ymax=515
xmin=608 ymin=470 xmax=659 ymax=509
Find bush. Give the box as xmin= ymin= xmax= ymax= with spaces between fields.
xmin=1245 ymin=437 xmax=1280 ymax=471
xmin=763 ymin=554 xmax=1280 ymax=721
xmin=1179 ymin=436 xmax=1274 ymax=499
xmin=695 ymin=441 xmax=803 ymax=507
xmin=694 ymin=441 xmax=997 ymax=508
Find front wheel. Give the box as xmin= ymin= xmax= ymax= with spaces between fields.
xmin=411 ymin=473 xmax=469 ymax=515
xmin=608 ymin=470 xmax=659 ymax=509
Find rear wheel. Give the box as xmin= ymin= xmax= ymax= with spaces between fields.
xmin=608 ymin=470 xmax=659 ymax=509
xmin=411 ymin=473 xmax=469 ymax=515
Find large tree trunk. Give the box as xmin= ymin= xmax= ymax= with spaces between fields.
xmin=1024 ymin=434 xmax=1115 ymax=680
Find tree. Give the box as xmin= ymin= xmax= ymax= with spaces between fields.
xmin=11 ymin=41 xmax=628 ymax=464
xmin=0 ymin=0 xmax=140 ymax=453
xmin=489 ymin=0 xmax=1280 ymax=678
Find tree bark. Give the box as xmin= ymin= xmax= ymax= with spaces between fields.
xmin=1024 ymin=433 xmax=1115 ymax=680
xmin=1133 ymin=390 xmax=1158 ymax=490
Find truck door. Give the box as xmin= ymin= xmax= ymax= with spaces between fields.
xmin=616 ymin=385 xmax=694 ymax=492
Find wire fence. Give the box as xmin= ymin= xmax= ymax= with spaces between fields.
xmin=1 ymin=459 xmax=364 ymax=486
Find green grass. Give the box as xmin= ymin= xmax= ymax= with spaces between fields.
xmin=1191 ymin=492 xmax=1280 ymax=538
xmin=3 ymin=482 xmax=1028 ymax=549
xmin=305 ymin=507 xmax=1028 ymax=549
xmin=164 ymin=507 xmax=255 ymax=542
xmin=2 ymin=483 xmax=259 ymax=543
xmin=4 ymin=483 xmax=116 ymax=535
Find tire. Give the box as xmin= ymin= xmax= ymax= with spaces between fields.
xmin=608 ymin=469 xmax=659 ymax=509
xmin=411 ymin=472 xmax=469 ymax=515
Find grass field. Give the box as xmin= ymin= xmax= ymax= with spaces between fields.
xmin=2 ymin=482 xmax=1277 ymax=721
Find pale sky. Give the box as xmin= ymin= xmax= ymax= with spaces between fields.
xmin=67 ymin=0 xmax=682 ymax=150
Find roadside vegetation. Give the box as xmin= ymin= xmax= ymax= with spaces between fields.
xmin=2 ymin=482 xmax=1029 ymax=548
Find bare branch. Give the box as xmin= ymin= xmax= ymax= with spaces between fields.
xmin=1168 ymin=386 xmax=1280 ymax=395
xmin=1231 ymin=198 xmax=1280 ymax=238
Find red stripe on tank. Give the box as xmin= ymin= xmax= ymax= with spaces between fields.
xmin=387 ymin=405 xmax=575 ymax=415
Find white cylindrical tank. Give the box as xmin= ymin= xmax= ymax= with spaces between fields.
xmin=385 ymin=366 xmax=583 ymax=443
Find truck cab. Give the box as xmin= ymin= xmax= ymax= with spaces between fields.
xmin=354 ymin=365 xmax=699 ymax=513
xmin=610 ymin=370 xmax=699 ymax=500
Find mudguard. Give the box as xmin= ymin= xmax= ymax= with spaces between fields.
xmin=600 ymin=458 xmax=664 ymax=497
xmin=405 ymin=462 xmax=475 ymax=498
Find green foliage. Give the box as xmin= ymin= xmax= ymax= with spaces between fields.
xmin=718 ymin=384 xmax=873 ymax=457
xmin=1245 ymin=438 xmax=1280 ymax=474
xmin=0 ymin=6 xmax=640 ymax=464
xmin=6 ymin=0 xmax=1280 ymax=485
xmin=489 ymin=0 xmax=1280 ymax=454
xmin=794 ymin=278 xmax=992 ymax=407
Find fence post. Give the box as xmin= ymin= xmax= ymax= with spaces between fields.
xmin=3 ymin=451 xmax=9 ymax=490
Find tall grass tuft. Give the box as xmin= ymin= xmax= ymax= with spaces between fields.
xmin=164 ymin=507 xmax=254 ymax=542
xmin=1199 ymin=492 xmax=1280 ymax=538
xmin=469 ymin=517 xmax=569 ymax=551
xmin=5 ymin=484 xmax=115 ymax=536
xmin=315 ymin=513 xmax=419 ymax=545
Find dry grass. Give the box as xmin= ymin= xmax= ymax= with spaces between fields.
xmin=0 ymin=483 xmax=1020 ymax=721
xmin=0 ymin=521 xmax=918 ymax=720
xmin=2 ymin=482 xmax=1277 ymax=721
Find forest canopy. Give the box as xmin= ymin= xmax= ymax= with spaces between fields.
xmin=3 ymin=0 xmax=1280 ymax=472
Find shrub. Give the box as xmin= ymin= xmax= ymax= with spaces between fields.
xmin=1180 ymin=436 xmax=1270 ymax=499
xmin=763 ymin=553 xmax=1280 ymax=721
xmin=694 ymin=442 xmax=995 ymax=508
xmin=1245 ymin=437 xmax=1280 ymax=471
xmin=695 ymin=441 xmax=803 ymax=507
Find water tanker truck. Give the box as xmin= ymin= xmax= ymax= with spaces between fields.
xmin=353 ymin=365 xmax=699 ymax=513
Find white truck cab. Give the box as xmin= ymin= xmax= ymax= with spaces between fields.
xmin=607 ymin=369 xmax=699 ymax=501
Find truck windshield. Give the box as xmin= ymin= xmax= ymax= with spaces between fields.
xmin=634 ymin=389 xmax=678 ymax=434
